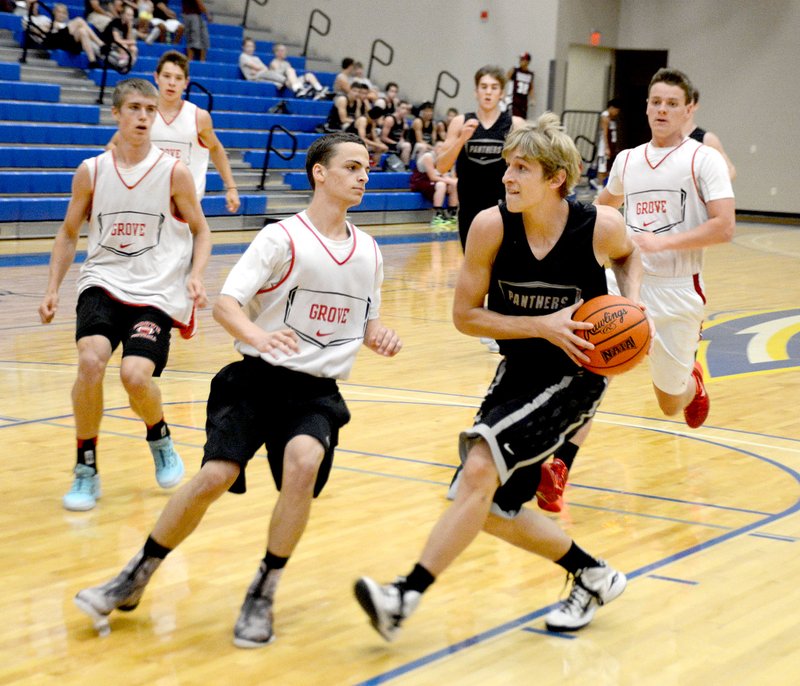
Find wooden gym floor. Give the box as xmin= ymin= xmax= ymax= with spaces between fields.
xmin=0 ymin=219 xmax=798 ymax=685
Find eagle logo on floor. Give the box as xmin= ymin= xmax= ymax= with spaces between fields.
xmin=700 ymin=308 xmax=800 ymax=378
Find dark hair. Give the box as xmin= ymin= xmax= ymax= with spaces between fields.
xmin=385 ymin=81 xmax=398 ymax=91
xmin=691 ymin=88 xmax=700 ymax=104
xmin=341 ymin=57 xmax=354 ymax=70
xmin=305 ymin=132 xmax=367 ymax=189
xmin=156 ymin=50 xmax=189 ymax=77
xmin=474 ymin=64 xmax=506 ymax=88
xmin=350 ymin=80 xmax=369 ymax=90
xmin=648 ymin=67 xmax=693 ymax=105
xmin=418 ymin=101 xmax=433 ymax=111
xmin=607 ymin=97 xmax=622 ymax=109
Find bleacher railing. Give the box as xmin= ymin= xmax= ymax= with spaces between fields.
xmin=186 ymin=81 xmax=214 ymax=113
xmin=561 ymin=110 xmax=601 ymax=164
xmin=258 ymin=124 xmax=298 ymax=190
xmin=241 ymin=0 xmax=268 ymax=28
xmin=19 ymin=0 xmax=55 ymax=65
xmin=302 ymin=8 xmax=330 ymax=57
xmin=367 ymin=39 xmax=393 ymax=82
xmin=432 ymin=70 xmax=459 ymax=112
xmin=95 ymin=39 xmax=134 ymax=104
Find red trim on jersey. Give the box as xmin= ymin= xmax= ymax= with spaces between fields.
xmin=621 ymin=149 xmax=632 ymax=185
xmin=87 ymin=158 xmax=98 ymax=221
xmin=158 ymin=100 xmax=185 ymax=126
xmin=690 ymin=146 xmax=705 ymax=203
xmin=644 ymin=138 xmax=691 ymax=170
xmin=111 ymin=148 xmax=167 ymax=190
xmin=296 ymin=212 xmax=357 ymax=265
xmin=195 ymin=106 xmax=210 ymax=150
xmin=168 ymin=159 xmax=190 ymax=224
xmin=257 ymin=222 xmax=296 ymax=293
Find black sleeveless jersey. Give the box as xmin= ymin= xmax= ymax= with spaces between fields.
xmin=488 ymin=200 xmax=608 ymax=376
xmin=456 ymin=110 xmax=512 ymax=211
xmin=689 ymin=126 xmax=706 ymax=143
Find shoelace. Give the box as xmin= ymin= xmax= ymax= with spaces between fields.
xmin=560 ymin=578 xmax=593 ymax=614
xmin=71 ymin=472 xmax=96 ymax=494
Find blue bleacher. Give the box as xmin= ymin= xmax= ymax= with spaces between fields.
xmin=0 ymin=80 xmax=60 ymax=102
xmin=0 ymin=62 xmax=20 ymax=80
xmin=0 ymin=170 xmax=228 ymax=193
xmin=0 ymin=101 xmax=100 ymax=124
xmin=283 ymin=171 xmax=413 ymax=191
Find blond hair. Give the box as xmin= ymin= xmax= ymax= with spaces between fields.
xmin=502 ymin=112 xmax=582 ymax=198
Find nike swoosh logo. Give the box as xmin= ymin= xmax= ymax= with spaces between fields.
xmin=120 ymin=242 xmax=133 ymax=249
xmin=643 ymin=221 xmax=656 ymax=228
xmin=316 ymin=330 xmax=334 ymax=337
xmin=503 ymin=442 xmax=514 ymax=455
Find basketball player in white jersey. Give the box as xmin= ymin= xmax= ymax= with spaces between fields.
xmin=38 ymin=78 xmax=212 ymax=512
xmin=540 ymin=68 xmax=737 ymax=513
xmin=74 ymin=132 xmax=402 ymax=648
xmin=108 ymin=50 xmax=240 ymax=212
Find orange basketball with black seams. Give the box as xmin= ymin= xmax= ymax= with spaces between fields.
xmin=573 ymin=295 xmax=650 ymax=376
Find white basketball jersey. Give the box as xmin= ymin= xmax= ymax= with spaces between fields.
xmin=150 ymin=100 xmax=210 ymax=199
xmin=78 ymin=146 xmax=195 ymax=326
xmin=221 ymin=211 xmax=383 ymax=379
xmin=608 ymin=138 xmax=733 ymax=277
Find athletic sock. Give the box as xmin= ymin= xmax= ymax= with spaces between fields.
xmin=554 ymin=541 xmax=600 ymax=575
xmin=400 ymin=563 xmax=435 ymax=594
xmin=555 ymin=440 xmax=579 ymax=470
xmin=143 ymin=534 xmax=172 ymax=560
xmin=77 ymin=437 xmax=98 ymax=471
xmin=146 ymin=418 xmax=170 ymax=442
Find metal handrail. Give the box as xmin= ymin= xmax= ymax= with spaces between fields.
xmin=432 ymin=70 xmax=459 ymax=111
xmin=241 ymin=0 xmax=268 ymax=29
xmin=301 ymin=8 xmax=330 ymax=57
xmin=366 ymin=38 xmax=393 ymax=81
xmin=186 ymin=81 xmax=214 ymax=113
xmin=95 ymin=39 xmax=133 ymax=104
xmin=20 ymin=0 xmax=56 ymax=65
xmin=258 ymin=124 xmax=298 ymax=190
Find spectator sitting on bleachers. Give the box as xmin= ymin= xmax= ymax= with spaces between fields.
xmin=351 ymin=61 xmax=379 ymax=102
xmin=100 ymin=1 xmax=138 ymax=68
xmin=379 ymin=99 xmax=412 ymax=168
xmin=410 ymin=100 xmax=438 ymax=160
xmin=354 ymin=104 xmax=388 ymax=169
xmin=84 ymin=0 xmax=115 ymax=33
xmin=324 ymin=79 xmax=369 ymax=133
xmin=333 ymin=57 xmax=355 ymax=96
xmin=269 ymin=43 xmax=328 ymax=100
xmin=181 ymin=0 xmax=210 ymax=61
xmin=150 ymin=0 xmax=183 ymax=43
xmin=436 ymin=106 xmax=458 ymax=142
xmin=28 ymin=2 xmax=105 ymax=68
xmin=135 ymin=0 xmax=164 ymax=44
xmin=239 ymin=37 xmax=312 ymax=98
xmin=375 ymin=81 xmax=399 ymax=116
xmin=411 ymin=142 xmax=458 ymax=229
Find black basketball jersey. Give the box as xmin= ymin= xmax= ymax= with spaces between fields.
xmin=488 ymin=200 xmax=608 ymax=376
xmin=689 ymin=126 xmax=706 ymax=144
xmin=456 ymin=110 xmax=512 ymax=209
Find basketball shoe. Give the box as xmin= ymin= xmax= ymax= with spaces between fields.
xmin=536 ymin=458 xmax=568 ymax=512
xmin=148 ymin=436 xmax=184 ymax=488
xmin=354 ymin=576 xmax=421 ymax=642
xmin=63 ymin=463 xmax=101 ymax=511
xmin=683 ymin=361 xmax=710 ymax=428
xmin=233 ymin=562 xmax=276 ymax=648
xmin=544 ymin=562 xmax=627 ymax=632
xmin=74 ymin=550 xmax=162 ymax=634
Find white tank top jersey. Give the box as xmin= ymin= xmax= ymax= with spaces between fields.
xmin=220 ymin=211 xmax=383 ymax=380
xmin=78 ymin=145 xmax=195 ymax=327
xmin=150 ymin=100 xmax=210 ymax=199
xmin=607 ymin=138 xmax=734 ymax=278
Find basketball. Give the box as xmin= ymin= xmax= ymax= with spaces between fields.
xmin=573 ymin=295 xmax=650 ymax=376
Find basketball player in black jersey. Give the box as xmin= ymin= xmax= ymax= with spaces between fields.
xmin=356 ymin=113 xmax=650 ymax=640
xmin=684 ymin=88 xmax=736 ymax=180
xmin=436 ymin=65 xmax=526 ymax=250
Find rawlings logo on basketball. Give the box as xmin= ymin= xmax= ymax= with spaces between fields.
xmin=588 ymin=308 xmax=628 ymax=336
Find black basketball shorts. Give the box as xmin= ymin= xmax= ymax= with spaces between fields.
xmin=202 ymin=355 xmax=351 ymax=495
xmin=449 ymin=359 xmax=608 ymax=518
xmin=75 ymin=286 xmax=173 ymax=376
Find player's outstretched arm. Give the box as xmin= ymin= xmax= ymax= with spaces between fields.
xmin=39 ymin=163 xmax=92 ymax=323
xmin=197 ymin=109 xmax=241 ymax=213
